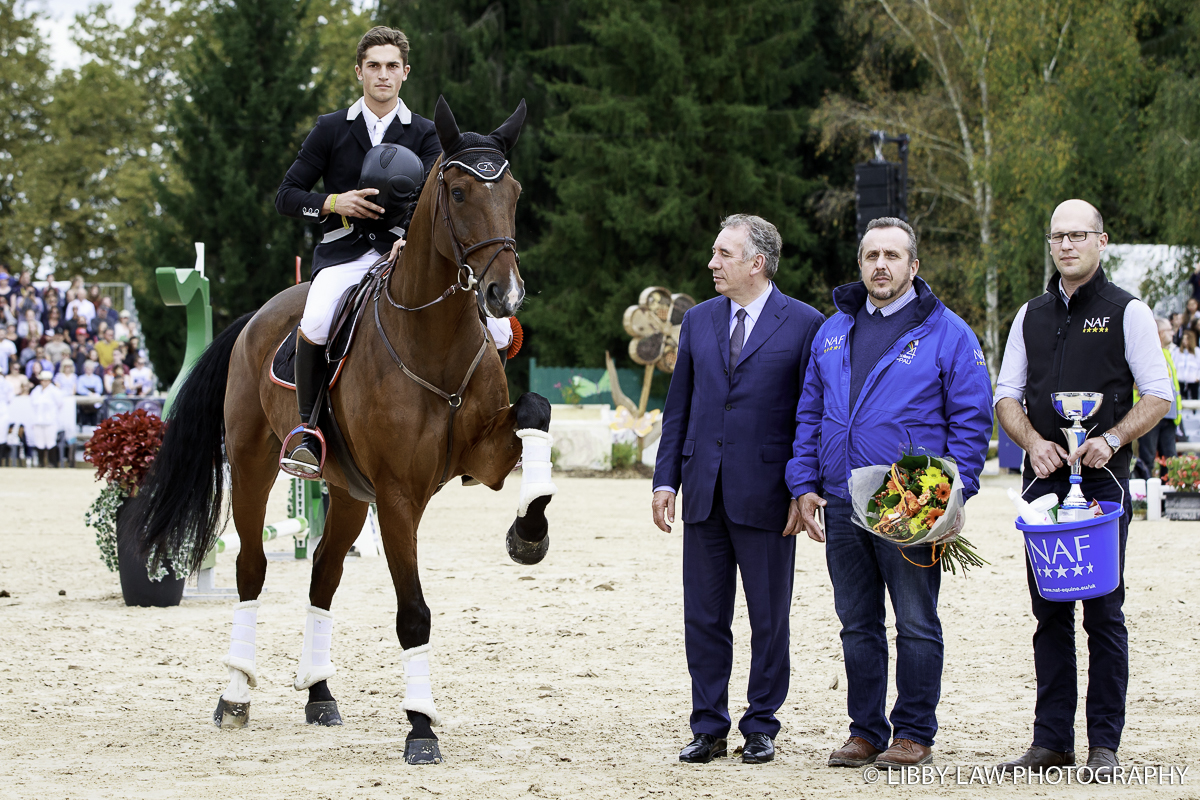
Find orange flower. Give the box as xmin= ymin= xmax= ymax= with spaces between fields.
xmin=903 ymin=491 xmax=921 ymax=515
xmin=927 ymin=508 xmax=945 ymax=524
xmin=935 ymin=483 xmax=951 ymax=502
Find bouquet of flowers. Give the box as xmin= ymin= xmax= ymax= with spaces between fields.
xmin=848 ymin=454 xmax=986 ymax=574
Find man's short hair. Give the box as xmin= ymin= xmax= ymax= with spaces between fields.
xmin=858 ymin=217 xmax=918 ymax=264
xmin=721 ymin=214 xmax=782 ymax=279
xmin=357 ymin=26 xmax=410 ymax=67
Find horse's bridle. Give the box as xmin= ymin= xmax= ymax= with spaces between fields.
xmin=382 ymin=149 xmax=519 ymax=313
xmin=373 ymin=149 xmax=518 ymax=489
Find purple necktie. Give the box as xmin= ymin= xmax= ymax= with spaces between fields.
xmin=730 ymin=308 xmax=747 ymax=369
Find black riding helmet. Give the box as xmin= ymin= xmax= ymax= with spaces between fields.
xmin=356 ymin=143 xmax=426 ymax=233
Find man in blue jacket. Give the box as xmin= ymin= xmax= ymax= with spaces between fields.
xmin=785 ymin=217 xmax=993 ymax=769
xmin=653 ymin=214 xmax=824 ymax=765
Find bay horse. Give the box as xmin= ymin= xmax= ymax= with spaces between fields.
xmin=129 ymin=97 xmax=557 ymax=765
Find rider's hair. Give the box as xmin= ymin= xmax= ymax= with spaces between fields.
xmin=357 ymin=26 xmax=410 ymax=67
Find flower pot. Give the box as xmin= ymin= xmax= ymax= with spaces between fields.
xmin=116 ymin=499 xmax=184 ymax=607
xmin=1163 ymin=490 xmax=1200 ymax=521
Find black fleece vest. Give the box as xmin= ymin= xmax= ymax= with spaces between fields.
xmin=1022 ymin=267 xmax=1135 ymax=481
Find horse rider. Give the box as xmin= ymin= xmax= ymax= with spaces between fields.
xmin=276 ymin=26 xmax=512 ymax=478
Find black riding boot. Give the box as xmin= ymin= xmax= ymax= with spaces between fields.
xmin=285 ymin=335 xmax=329 ymax=477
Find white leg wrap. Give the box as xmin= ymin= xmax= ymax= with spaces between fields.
xmin=517 ymin=428 xmax=557 ymax=518
xmin=294 ymin=605 xmax=337 ymax=691
xmin=220 ymin=600 xmax=260 ymax=697
xmin=399 ymin=644 xmax=441 ymax=726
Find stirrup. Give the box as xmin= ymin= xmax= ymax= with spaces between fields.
xmin=279 ymin=425 xmax=326 ymax=480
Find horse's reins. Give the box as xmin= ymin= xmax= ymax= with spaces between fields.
xmin=373 ymin=149 xmax=517 ymax=489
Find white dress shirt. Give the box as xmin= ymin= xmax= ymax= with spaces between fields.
xmin=358 ymin=98 xmax=400 ymax=147
xmin=993 ymin=278 xmax=1173 ymax=406
xmin=656 ymin=283 xmax=776 ymax=495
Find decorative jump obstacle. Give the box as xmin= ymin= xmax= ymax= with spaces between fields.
xmin=605 ymin=285 xmax=694 ymax=460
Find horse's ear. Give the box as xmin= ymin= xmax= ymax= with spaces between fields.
xmin=434 ymin=95 xmax=462 ymax=154
xmin=489 ymin=99 xmax=527 ymax=153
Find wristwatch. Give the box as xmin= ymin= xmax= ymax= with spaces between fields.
xmin=1102 ymin=431 xmax=1121 ymax=452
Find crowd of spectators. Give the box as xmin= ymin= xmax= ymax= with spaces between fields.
xmin=0 ymin=263 xmax=156 ymax=467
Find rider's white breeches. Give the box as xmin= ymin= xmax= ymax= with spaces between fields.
xmin=300 ymin=251 xmax=378 ymax=345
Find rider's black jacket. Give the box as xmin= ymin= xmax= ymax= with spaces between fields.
xmin=276 ymin=99 xmax=442 ymax=276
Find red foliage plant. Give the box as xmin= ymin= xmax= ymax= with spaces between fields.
xmin=84 ymin=409 xmax=167 ymax=496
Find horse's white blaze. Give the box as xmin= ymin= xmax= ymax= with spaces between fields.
xmin=505 ymin=278 xmax=522 ymax=310
xmin=400 ymin=643 xmax=441 ymax=725
xmin=516 ymin=428 xmax=557 ymax=517
xmin=221 ymin=599 xmax=260 ymax=703
xmin=294 ymin=605 xmax=336 ymax=690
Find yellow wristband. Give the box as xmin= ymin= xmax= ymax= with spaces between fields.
xmin=329 ymin=193 xmax=338 ymax=214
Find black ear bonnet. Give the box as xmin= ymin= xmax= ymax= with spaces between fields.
xmin=357 ymin=143 xmax=425 ymax=231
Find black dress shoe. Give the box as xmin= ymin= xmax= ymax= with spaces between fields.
xmin=679 ymin=733 xmax=728 ymax=763
xmin=998 ymin=745 xmax=1075 ymax=773
xmin=1085 ymin=747 xmax=1118 ymax=779
xmin=741 ymin=732 xmax=775 ymax=764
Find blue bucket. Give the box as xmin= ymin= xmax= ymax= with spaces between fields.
xmin=1015 ymin=501 xmax=1122 ymax=601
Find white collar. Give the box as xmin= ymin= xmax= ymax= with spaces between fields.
xmin=346 ymin=97 xmax=412 ymax=125
xmin=731 ymin=283 xmax=774 ymax=324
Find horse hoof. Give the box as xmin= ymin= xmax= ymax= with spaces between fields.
xmin=305 ymin=700 xmax=343 ymax=726
xmin=404 ymin=738 xmax=443 ymax=765
xmin=213 ymin=697 xmax=250 ymax=729
xmin=506 ymin=522 xmax=548 ymax=565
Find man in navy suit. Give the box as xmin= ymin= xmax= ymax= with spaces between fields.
xmin=652 ymin=214 xmax=824 ymax=764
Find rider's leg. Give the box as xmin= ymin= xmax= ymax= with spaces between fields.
xmin=285 ymin=253 xmax=377 ymax=476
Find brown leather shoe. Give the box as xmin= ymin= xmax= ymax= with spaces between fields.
xmin=828 ymin=736 xmax=881 ymax=767
xmin=998 ymin=746 xmax=1075 ymax=774
xmin=875 ymin=738 xmax=933 ymax=767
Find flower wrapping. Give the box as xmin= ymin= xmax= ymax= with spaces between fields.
xmin=849 ymin=455 xmax=964 ymax=545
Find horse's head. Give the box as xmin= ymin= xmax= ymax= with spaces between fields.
xmin=433 ymin=96 xmax=527 ymax=319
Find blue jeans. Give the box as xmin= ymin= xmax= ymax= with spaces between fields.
xmin=824 ymin=495 xmax=943 ymax=750
xmin=1023 ymin=476 xmax=1130 ymax=752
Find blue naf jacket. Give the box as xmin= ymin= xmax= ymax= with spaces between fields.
xmin=785 ymin=277 xmax=994 ymax=502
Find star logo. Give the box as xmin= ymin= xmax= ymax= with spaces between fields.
xmin=1086 ymin=563 xmax=1094 ymax=574
xmin=1055 ymin=566 xmax=1068 ymax=578
xmin=1041 ymin=567 xmax=1052 ymax=578
xmin=1072 ymin=564 xmax=1084 ymax=577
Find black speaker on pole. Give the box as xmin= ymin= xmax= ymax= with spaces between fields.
xmin=855 ymin=131 xmax=910 ymax=239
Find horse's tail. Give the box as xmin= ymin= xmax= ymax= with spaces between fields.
xmin=129 ymin=311 xmax=256 ymax=576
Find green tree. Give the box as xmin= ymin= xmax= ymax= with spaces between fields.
xmin=138 ymin=0 xmax=323 ymax=378
xmin=1140 ymin=0 xmax=1200 ymax=248
xmin=816 ymin=0 xmax=1148 ymax=379
xmin=0 ymin=0 xmax=51 ymax=271
xmin=522 ymin=0 xmax=835 ymax=368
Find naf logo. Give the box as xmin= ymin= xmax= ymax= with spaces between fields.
xmin=823 ymin=334 xmax=846 ymax=354
xmin=896 ymin=338 xmax=920 ymax=365
xmin=973 ymin=348 xmax=987 ymax=367
xmin=1082 ymin=316 xmax=1111 ymax=333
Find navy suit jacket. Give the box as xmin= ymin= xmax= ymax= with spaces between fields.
xmin=653 ymin=285 xmax=824 ymax=531
xmin=275 ymin=99 xmax=442 ymax=275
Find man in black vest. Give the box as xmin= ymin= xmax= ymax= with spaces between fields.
xmin=275 ymin=26 xmax=441 ymax=476
xmin=994 ymin=199 xmax=1172 ymax=778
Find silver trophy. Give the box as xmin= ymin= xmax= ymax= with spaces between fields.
xmin=1052 ymin=391 xmax=1104 ymax=519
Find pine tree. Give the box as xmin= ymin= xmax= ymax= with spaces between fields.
xmin=137 ymin=0 xmax=322 ymax=377
xmin=521 ymin=0 xmax=835 ymax=368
